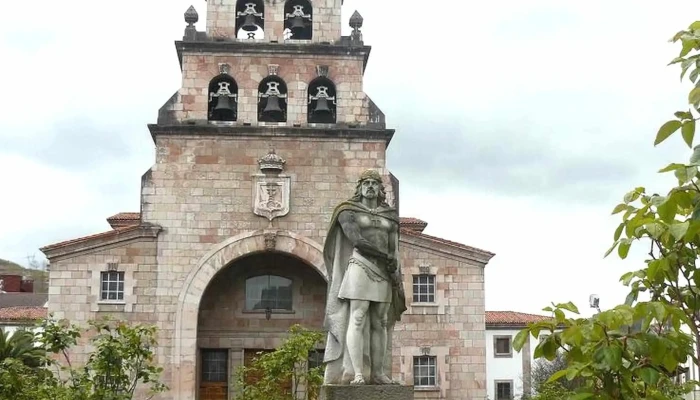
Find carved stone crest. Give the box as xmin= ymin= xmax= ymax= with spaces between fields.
xmin=264 ymin=231 xmax=278 ymax=251
xmin=253 ymin=149 xmax=291 ymax=222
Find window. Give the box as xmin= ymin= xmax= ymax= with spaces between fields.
xmin=100 ymin=271 xmax=124 ymax=301
xmin=493 ymin=335 xmax=512 ymax=357
xmin=413 ymin=356 xmax=437 ymax=387
xmin=412 ymin=275 xmax=435 ymax=303
xmin=495 ymin=380 xmax=513 ymax=400
xmin=201 ymin=349 xmax=228 ymax=382
xmin=245 ymin=275 xmax=293 ymax=310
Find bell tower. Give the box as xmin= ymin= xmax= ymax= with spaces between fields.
xmin=142 ymin=2 xmax=395 ymax=398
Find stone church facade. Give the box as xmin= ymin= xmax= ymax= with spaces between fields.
xmin=40 ymin=1 xmax=495 ymax=399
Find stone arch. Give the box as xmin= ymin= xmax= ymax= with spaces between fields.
xmin=172 ymin=230 xmax=325 ymax=400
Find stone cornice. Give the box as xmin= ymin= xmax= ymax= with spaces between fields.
xmin=174 ymin=40 xmax=372 ymax=72
xmin=399 ymin=230 xmax=496 ymax=266
xmin=40 ymin=224 xmax=162 ymax=262
xmin=148 ymin=124 xmax=395 ymax=145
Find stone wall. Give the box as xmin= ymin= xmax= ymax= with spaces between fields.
xmin=46 ymin=238 xmax=159 ymax=364
xmin=395 ymin=240 xmax=487 ymax=399
xmin=206 ymin=0 xmax=343 ymax=44
xmin=173 ymin=53 xmax=367 ymax=125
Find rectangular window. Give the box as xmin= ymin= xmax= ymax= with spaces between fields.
xmin=412 ymin=275 xmax=436 ymax=303
xmin=413 ymin=355 xmax=437 ymax=387
xmin=100 ymin=271 xmax=125 ymax=301
xmin=201 ymin=349 xmax=228 ymax=382
xmin=495 ymin=380 xmax=513 ymax=400
xmin=494 ymin=336 xmax=512 ymax=357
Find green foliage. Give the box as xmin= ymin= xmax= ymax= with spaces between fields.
xmin=0 ymin=329 xmax=44 ymax=368
xmin=531 ymin=382 xmax=575 ymax=400
xmin=515 ymin=20 xmax=700 ymax=400
xmin=0 ymin=317 xmax=167 ymax=400
xmin=235 ymin=324 xmax=324 ymax=400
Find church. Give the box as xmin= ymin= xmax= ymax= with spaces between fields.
xmin=40 ymin=1 xmax=495 ymax=399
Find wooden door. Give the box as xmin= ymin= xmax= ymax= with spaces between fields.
xmin=200 ymin=349 xmax=228 ymax=400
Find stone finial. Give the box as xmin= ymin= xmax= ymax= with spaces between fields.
xmin=184 ymin=6 xmax=199 ymax=25
xmin=349 ymin=11 xmax=363 ymax=29
xmin=219 ymin=63 xmax=231 ymax=75
xmin=316 ymin=65 xmax=329 ymax=77
xmin=268 ymin=64 xmax=279 ymax=76
xmin=258 ymin=149 xmax=286 ymax=174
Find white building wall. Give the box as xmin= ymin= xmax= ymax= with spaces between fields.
xmin=486 ymin=328 xmax=527 ymax=400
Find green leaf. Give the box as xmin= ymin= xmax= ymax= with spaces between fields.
xmin=618 ymin=239 xmax=632 ymax=259
xmin=555 ymin=301 xmax=580 ymax=314
xmin=547 ymin=369 xmax=568 ymax=383
xmin=675 ymin=111 xmax=694 ymax=120
xmin=644 ymin=222 xmax=665 ymax=239
xmin=690 ymin=87 xmax=700 ymax=105
xmin=675 ymin=166 xmax=697 ymax=183
xmin=692 ymin=203 xmax=700 ymax=220
xmin=611 ymin=203 xmax=627 ymax=214
xmin=669 ymin=221 xmax=690 ymax=240
xmin=683 ymin=120 xmax=697 ymax=147
xmin=690 ymin=21 xmax=700 ymax=30
xmin=690 ymin=145 xmax=700 ymax=165
xmin=655 ymin=120 xmax=683 ymax=145
xmin=604 ymin=240 xmax=619 ymax=258
xmin=512 ymin=329 xmax=529 ymax=352
xmin=658 ymin=197 xmax=678 ymax=223
xmin=614 ymin=223 xmax=625 ymax=241
xmin=601 ymin=346 xmax=623 ymax=369
xmin=625 ymin=290 xmax=638 ymax=306
xmin=691 ymin=67 xmax=700 ymax=84
xmin=638 ymin=367 xmax=660 ymax=385
xmin=568 ymin=393 xmax=593 ymax=400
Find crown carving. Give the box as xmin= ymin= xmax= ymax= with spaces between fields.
xmin=258 ymin=149 xmax=286 ymax=174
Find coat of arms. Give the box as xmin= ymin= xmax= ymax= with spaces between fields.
xmin=252 ymin=149 xmax=291 ymax=222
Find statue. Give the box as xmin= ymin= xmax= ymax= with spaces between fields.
xmin=322 ymin=169 xmax=407 ymax=385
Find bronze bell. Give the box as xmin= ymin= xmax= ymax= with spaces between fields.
xmin=212 ymin=96 xmax=236 ymax=121
xmin=312 ymin=97 xmax=331 ymax=115
xmin=288 ymin=16 xmax=306 ymax=34
xmin=261 ymin=96 xmax=285 ymax=121
xmin=241 ymin=14 xmax=258 ymax=32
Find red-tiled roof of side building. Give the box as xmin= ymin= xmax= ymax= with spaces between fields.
xmin=486 ymin=311 xmax=552 ymax=326
xmin=40 ymin=225 xmax=143 ymax=252
xmin=0 ymin=306 xmax=47 ymax=322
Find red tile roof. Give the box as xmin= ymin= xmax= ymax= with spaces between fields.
xmin=399 ymin=217 xmax=428 ymax=233
xmin=106 ymin=212 xmax=141 ymax=229
xmin=486 ymin=311 xmax=552 ymax=326
xmin=0 ymin=306 xmax=47 ymax=322
xmin=400 ymin=228 xmax=495 ymax=257
xmin=41 ymin=225 xmax=143 ymax=252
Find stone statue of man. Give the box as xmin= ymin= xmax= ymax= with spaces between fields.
xmin=322 ymin=169 xmax=407 ymax=385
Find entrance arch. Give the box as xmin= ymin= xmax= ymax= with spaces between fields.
xmin=172 ymin=230 xmax=326 ymax=400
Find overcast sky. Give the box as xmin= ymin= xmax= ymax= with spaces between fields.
xmin=1 ymin=0 xmax=699 ymax=317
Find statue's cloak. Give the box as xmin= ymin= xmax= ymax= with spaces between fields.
xmin=322 ymin=200 xmax=407 ymax=384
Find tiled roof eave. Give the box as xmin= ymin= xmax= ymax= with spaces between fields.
xmin=40 ymin=224 xmax=162 ymax=261
xmin=399 ymin=228 xmax=495 ymax=264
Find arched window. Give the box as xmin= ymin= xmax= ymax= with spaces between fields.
xmin=258 ymin=76 xmax=288 ymax=123
xmin=208 ymin=74 xmax=238 ymax=122
xmin=308 ymin=77 xmax=336 ymax=124
xmin=284 ymin=0 xmax=312 ymax=40
xmin=235 ymin=0 xmax=265 ymax=40
xmin=245 ymin=275 xmax=293 ymax=310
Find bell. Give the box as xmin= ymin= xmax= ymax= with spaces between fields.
xmin=240 ymin=14 xmax=258 ymax=32
xmin=288 ymin=16 xmax=306 ymax=34
xmin=211 ymin=96 xmax=236 ymax=121
xmin=312 ymin=97 xmax=331 ymax=114
xmin=261 ymin=96 xmax=285 ymax=121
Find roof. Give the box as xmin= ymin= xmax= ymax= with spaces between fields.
xmin=486 ymin=311 xmax=552 ymax=327
xmin=106 ymin=212 xmax=141 ymax=229
xmin=41 ymin=224 xmax=143 ymax=252
xmin=0 ymin=293 xmax=48 ymax=308
xmin=399 ymin=217 xmax=428 ymax=233
xmin=0 ymin=306 xmax=47 ymax=322
xmin=400 ymin=228 xmax=495 ymax=257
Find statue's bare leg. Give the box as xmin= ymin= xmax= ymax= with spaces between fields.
xmin=348 ymin=299 xmax=370 ymax=384
xmin=369 ymin=301 xmax=393 ymax=384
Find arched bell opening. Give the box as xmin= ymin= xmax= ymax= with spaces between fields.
xmin=208 ymin=75 xmax=238 ymax=123
xmin=235 ymin=0 xmax=265 ymax=40
xmin=196 ymin=251 xmax=327 ymax=400
xmin=283 ymin=0 xmax=313 ymax=40
xmin=258 ymin=76 xmax=288 ymax=123
xmin=307 ymin=77 xmax=337 ymax=124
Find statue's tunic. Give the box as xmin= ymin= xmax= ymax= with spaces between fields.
xmin=322 ymin=200 xmax=407 ymax=384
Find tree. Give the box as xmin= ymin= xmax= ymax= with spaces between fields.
xmin=0 ymin=317 xmax=167 ymax=400
xmin=0 ymin=329 xmax=44 ymax=368
xmin=234 ymin=324 xmax=324 ymax=400
xmin=531 ymin=351 xmax=582 ymax=392
xmin=514 ymin=21 xmax=700 ymax=399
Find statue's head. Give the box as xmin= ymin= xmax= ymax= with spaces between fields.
xmin=351 ymin=169 xmax=388 ymax=206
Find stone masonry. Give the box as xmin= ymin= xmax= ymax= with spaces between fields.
xmin=41 ymin=1 xmax=495 ymax=400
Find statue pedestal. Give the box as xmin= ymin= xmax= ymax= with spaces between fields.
xmin=320 ymin=385 xmax=414 ymax=400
